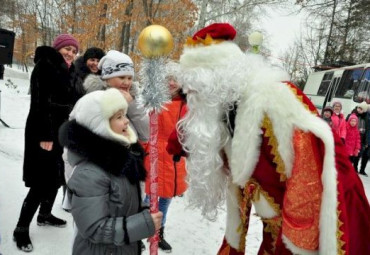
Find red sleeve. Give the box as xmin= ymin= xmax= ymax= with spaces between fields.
xmin=166 ymin=103 xmax=188 ymax=155
xmin=356 ymin=130 xmax=361 ymax=152
xmin=166 ymin=128 xmax=184 ymax=155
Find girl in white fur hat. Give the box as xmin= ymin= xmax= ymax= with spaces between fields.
xmin=59 ymin=88 xmax=162 ymax=255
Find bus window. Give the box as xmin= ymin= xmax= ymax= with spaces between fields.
xmin=335 ymin=68 xmax=364 ymax=98
xmin=354 ymin=68 xmax=370 ymax=103
xmin=317 ymin=72 xmax=333 ymax=96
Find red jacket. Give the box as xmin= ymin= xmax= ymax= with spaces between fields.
xmin=145 ymin=96 xmax=187 ymax=198
xmin=345 ymin=114 xmax=361 ymax=156
xmin=331 ymin=113 xmax=347 ymax=140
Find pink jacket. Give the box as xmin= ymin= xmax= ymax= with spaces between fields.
xmin=331 ymin=113 xmax=347 ymax=140
xmin=345 ymin=114 xmax=361 ymax=156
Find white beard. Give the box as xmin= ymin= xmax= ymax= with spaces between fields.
xmin=178 ymin=66 xmax=243 ymax=219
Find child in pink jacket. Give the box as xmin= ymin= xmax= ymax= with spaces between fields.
xmin=331 ymin=101 xmax=347 ymax=143
xmin=345 ymin=114 xmax=361 ymax=167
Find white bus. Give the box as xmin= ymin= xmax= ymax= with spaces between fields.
xmin=303 ymin=63 xmax=370 ymax=115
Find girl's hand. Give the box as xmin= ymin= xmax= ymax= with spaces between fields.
xmin=120 ymin=90 xmax=133 ymax=103
xmin=150 ymin=211 xmax=163 ymax=231
xmin=40 ymin=141 xmax=53 ymax=151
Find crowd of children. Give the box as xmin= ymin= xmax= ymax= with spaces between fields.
xmin=321 ymin=101 xmax=369 ymax=176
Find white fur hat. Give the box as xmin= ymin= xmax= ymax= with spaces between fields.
xmin=358 ymin=101 xmax=368 ymax=112
xmin=98 ymin=50 xmax=134 ymax=80
xmin=69 ymin=88 xmax=137 ymax=145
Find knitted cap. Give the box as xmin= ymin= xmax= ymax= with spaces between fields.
xmin=98 ymin=50 xmax=134 ymax=80
xmin=69 ymin=88 xmax=137 ymax=145
xmin=83 ymin=47 xmax=105 ymax=62
xmin=332 ymin=101 xmax=342 ymax=108
xmin=323 ymin=106 xmax=333 ymax=115
xmin=348 ymin=114 xmax=358 ymax=122
xmin=52 ymin=34 xmax=79 ymax=52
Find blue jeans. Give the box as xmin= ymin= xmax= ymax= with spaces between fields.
xmin=144 ymin=195 xmax=172 ymax=227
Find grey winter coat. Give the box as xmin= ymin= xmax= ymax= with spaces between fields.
xmin=59 ymin=120 xmax=154 ymax=255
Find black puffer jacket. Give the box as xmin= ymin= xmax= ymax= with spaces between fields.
xmin=23 ymin=46 xmax=78 ymax=188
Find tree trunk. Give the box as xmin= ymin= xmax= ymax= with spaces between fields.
xmin=198 ymin=0 xmax=209 ymax=29
xmin=339 ymin=0 xmax=354 ymax=60
xmin=119 ymin=0 xmax=134 ymax=53
xmin=98 ymin=3 xmax=108 ymax=48
xmin=323 ymin=0 xmax=337 ymax=64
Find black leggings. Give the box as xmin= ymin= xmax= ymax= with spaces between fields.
xmin=16 ymin=186 xmax=59 ymax=228
xmin=358 ymin=146 xmax=370 ymax=173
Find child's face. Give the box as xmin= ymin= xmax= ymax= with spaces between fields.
xmin=350 ymin=119 xmax=357 ymax=127
xmin=106 ymin=75 xmax=133 ymax=94
xmin=333 ymin=104 xmax=341 ymax=114
xmin=110 ymin=110 xmax=130 ymax=137
xmin=323 ymin=111 xmax=332 ymax=118
xmin=167 ymin=76 xmax=181 ymax=97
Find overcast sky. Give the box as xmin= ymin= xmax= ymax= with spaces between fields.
xmin=259 ymin=6 xmax=306 ymax=62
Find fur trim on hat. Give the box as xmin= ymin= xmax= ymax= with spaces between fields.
xmin=180 ymin=41 xmax=244 ymax=69
xmin=98 ymin=50 xmax=134 ymax=80
xmin=69 ymin=88 xmax=137 ymax=145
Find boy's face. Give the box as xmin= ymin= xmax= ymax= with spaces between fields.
xmin=350 ymin=119 xmax=357 ymax=127
xmin=110 ymin=110 xmax=130 ymax=137
xmin=323 ymin=110 xmax=332 ymax=118
xmin=106 ymin=75 xmax=133 ymax=94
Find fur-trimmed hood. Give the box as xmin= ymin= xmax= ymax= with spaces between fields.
xmin=59 ymin=120 xmax=146 ymax=183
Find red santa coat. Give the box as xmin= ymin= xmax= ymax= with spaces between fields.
xmin=144 ymin=96 xmax=187 ymax=198
xmin=219 ymin=82 xmax=370 ymax=255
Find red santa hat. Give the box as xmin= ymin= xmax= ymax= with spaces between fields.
xmin=187 ymin=23 xmax=237 ymax=45
xmin=180 ymin=23 xmax=244 ymax=68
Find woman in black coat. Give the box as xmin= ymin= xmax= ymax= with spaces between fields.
xmin=13 ymin=34 xmax=80 ymax=252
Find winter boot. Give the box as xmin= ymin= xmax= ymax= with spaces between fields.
xmin=37 ymin=213 xmax=67 ymax=227
xmin=359 ymin=171 xmax=368 ymax=177
xmin=158 ymin=227 xmax=172 ymax=253
xmin=13 ymin=227 xmax=33 ymax=252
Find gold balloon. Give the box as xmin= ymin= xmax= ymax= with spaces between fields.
xmin=138 ymin=25 xmax=174 ymax=58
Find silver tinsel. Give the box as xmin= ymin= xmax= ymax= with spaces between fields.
xmin=137 ymin=58 xmax=171 ymax=113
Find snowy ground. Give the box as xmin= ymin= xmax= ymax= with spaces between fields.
xmin=0 ymin=66 xmax=369 ymax=255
